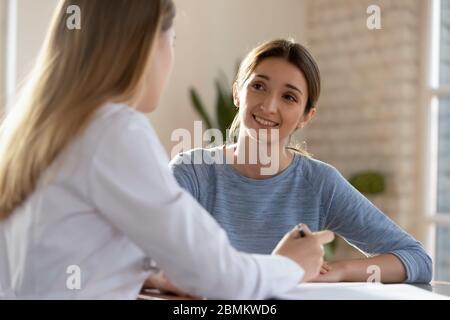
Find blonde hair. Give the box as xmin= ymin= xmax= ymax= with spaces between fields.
xmin=0 ymin=0 xmax=175 ymax=220
xmin=229 ymin=39 xmax=321 ymax=156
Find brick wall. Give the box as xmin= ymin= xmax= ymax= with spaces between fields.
xmin=303 ymin=0 xmax=422 ymax=259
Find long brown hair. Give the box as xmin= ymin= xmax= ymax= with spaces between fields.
xmin=229 ymin=39 xmax=321 ymax=155
xmin=0 ymin=0 xmax=175 ymax=220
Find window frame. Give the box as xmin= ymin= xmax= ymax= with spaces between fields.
xmin=424 ymin=0 xmax=450 ymax=281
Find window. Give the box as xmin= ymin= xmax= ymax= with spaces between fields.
xmin=429 ymin=0 xmax=450 ymax=281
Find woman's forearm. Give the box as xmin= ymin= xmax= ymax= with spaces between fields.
xmin=340 ymin=253 xmax=406 ymax=283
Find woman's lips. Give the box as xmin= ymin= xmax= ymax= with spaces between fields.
xmin=252 ymin=114 xmax=279 ymax=127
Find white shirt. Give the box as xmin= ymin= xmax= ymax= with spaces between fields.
xmin=0 ymin=103 xmax=303 ymax=299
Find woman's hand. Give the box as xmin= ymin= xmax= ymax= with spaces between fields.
xmin=320 ymin=261 xmax=332 ymax=275
xmin=310 ymin=261 xmax=348 ymax=282
xmin=272 ymin=224 xmax=335 ymax=282
xmin=310 ymin=254 xmax=406 ymax=283
xmin=144 ymin=271 xmax=195 ymax=297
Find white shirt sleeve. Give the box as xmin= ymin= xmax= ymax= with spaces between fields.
xmin=87 ymin=112 xmax=304 ymax=299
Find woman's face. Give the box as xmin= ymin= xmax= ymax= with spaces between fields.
xmin=136 ymin=27 xmax=175 ymax=113
xmin=235 ymin=57 xmax=314 ymax=144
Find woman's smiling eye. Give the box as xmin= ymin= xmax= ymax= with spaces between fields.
xmin=283 ymin=94 xmax=297 ymax=103
xmin=251 ymin=82 xmax=265 ymax=91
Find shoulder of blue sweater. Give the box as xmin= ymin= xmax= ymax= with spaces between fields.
xmin=296 ymin=154 xmax=341 ymax=184
xmin=169 ymin=146 xmax=223 ymax=166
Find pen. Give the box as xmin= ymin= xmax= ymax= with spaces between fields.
xmin=296 ymin=223 xmax=306 ymax=238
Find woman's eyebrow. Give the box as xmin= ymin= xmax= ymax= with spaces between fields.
xmin=285 ymin=84 xmax=303 ymax=95
xmin=254 ymin=74 xmax=303 ymax=95
xmin=255 ymin=74 xmax=270 ymax=81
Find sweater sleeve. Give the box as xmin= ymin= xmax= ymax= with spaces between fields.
xmin=169 ymin=152 xmax=200 ymax=201
xmin=319 ymin=165 xmax=432 ymax=283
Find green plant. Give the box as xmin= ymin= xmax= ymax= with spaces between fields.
xmin=189 ymin=74 xmax=238 ymax=141
xmin=349 ymin=171 xmax=385 ymax=195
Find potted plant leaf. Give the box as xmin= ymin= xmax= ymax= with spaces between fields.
xmin=189 ymin=73 xmax=238 ymax=143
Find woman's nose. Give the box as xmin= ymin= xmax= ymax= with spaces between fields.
xmin=262 ymin=95 xmax=278 ymax=113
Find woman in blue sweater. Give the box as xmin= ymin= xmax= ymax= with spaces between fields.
xmin=169 ymin=39 xmax=432 ymax=284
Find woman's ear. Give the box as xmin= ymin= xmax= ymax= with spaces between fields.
xmin=297 ymin=107 xmax=317 ymax=129
xmin=232 ymin=82 xmax=240 ymax=108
